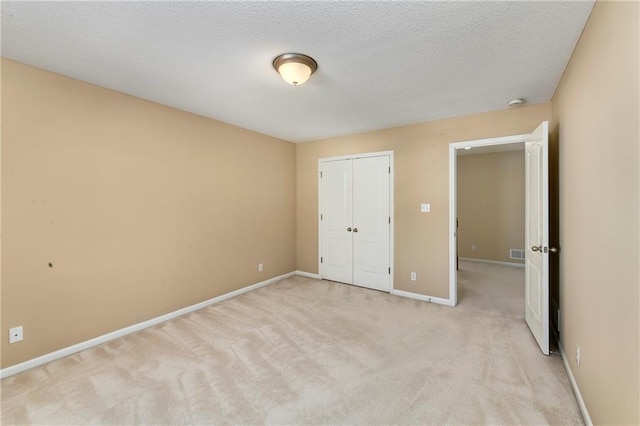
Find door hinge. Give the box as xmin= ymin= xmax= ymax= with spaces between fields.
xmin=321 ymin=257 xmax=323 ymax=263
xmin=388 ymin=166 xmax=391 ymax=174
xmin=320 ymin=171 xmax=323 ymax=178
xmin=388 ymin=267 xmax=391 ymax=274
xmin=388 ymin=217 xmax=391 ymax=224
xmin=321 ymin=214 xmax=323 ymax=221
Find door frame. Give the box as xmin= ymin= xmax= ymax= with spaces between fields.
xmin=448 ymin=133 xmax=529 ymax=306
xmin=318 ymin=150 xmax=395 ymax=292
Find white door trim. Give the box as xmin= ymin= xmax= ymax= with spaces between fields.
xmin=448 ymin=134 xmax=529 ymax=306
xmin=318 ymin=150 xmax=394 ymax=292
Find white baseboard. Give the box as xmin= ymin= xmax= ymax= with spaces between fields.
xmin=0 ymin=271 xmax=296 ymax=379
xmin=295 ymin=270 xmax=321 ymax=279
xmin=558 ymin=342 xmax=593 ymax=425
xmin=390 ymin=289 xmax=455 ymax=306
xmin=459 ymin=257 xmax=525 ymax=268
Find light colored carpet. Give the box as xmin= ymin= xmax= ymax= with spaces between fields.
xmin=1 ymin=261 xmax=582 ymax=425
xmin=457 ymin=260 xmax=525 ymax=320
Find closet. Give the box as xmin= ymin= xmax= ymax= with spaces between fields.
xmin=319 ymin=152 xmax=392 ymax=292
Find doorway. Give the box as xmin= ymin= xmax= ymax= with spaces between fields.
xmin=448 ymin=122 xmax=551 ymax=355
xmin=455 ymin=143 xmax=526 ymax=317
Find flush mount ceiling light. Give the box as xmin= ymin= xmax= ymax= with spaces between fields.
xmin=508 ymin=98 xmax=526 ymax=108
xmin=273 ymin=53 xmax=317 ymax=86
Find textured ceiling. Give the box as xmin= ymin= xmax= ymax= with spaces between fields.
xmin=1 ymin=1 xmax=594 ymax=142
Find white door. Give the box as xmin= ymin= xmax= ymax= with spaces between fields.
xmin=525 ymin=121 xmax=550 ymax=355
xmin=320 ymin=155 xmax=391 ymax=292
xmin=353 ymin=156 xmax=390 ymax=291
xmin=320 ymin=159 xmax=353 ymax=284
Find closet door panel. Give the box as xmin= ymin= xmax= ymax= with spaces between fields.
xmin=353 ymin=156 xmax=390 ymax=291
xmin=320 ymin=160 xmax=353 ymax=284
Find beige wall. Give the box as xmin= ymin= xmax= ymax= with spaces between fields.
xmin=1 ymin=59 xmax=297 ymax=368
xmin=457 ymin=150 xmax=525 ymax=264
xmin=551 ymin=1 xmax=639 ymax=424
xmin=296 ymin=103 xmax=550 ymax=298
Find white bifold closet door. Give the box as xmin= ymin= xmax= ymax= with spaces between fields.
xmin=320 ymin=155 xmax=390 ymax=292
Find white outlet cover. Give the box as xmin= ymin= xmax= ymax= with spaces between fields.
xmin=9 ymin=326 xmax=23 ymax=344
xmin=420 ymin=203 xmax=430 ymax=213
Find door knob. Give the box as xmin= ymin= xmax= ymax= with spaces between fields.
xmin=353 ymin=228 xmax=358 ymax=233
xmin=549 ymin=247 xmax=558 ymax=253
xmin=347 ymin=227 xmax=352 ymax=232
xmin=531 ymin=245 xmax=542 ymax=252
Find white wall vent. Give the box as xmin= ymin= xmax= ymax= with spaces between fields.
xmin=510 ymin=249 xmax=525 ymax=260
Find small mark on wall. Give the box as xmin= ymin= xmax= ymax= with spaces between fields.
xmin=48 ymin=263 xmax=53 ymax=268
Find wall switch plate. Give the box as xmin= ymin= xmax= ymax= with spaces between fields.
xmin=9 ymin=326 xmax=23 ymax=344
xmin=576 ymin=345 xmax=581 ymax=366
xmin=471 ymin=244 xmax=477 ymax=251
xmin=420 ymin=203 xmax=430 ymax=213
xmin=258 ymin=263 xmax=264 ymax=272
xmin=410 ymin=272 xmax=417 ymax=281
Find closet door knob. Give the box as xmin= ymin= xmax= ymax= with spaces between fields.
xmin=353 ymin=228 xmax=358 ymax=233
xmin=347 ymin=227 xmax=352 ymax=232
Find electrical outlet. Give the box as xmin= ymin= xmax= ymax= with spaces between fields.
xmin=258 ymin=263 xmax=264 ymax=272
xmin=471 ymin=244 xmax=477 ymax=251
xmin=9 ymin=326 xmax=23 ymax=344
xmin=410 ymin=272 xmax=417 ymax=281
xmin=576 ymin=345 xmax=581 ymax=366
